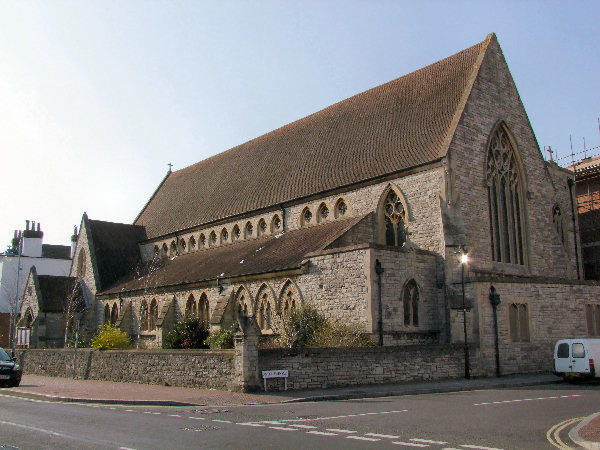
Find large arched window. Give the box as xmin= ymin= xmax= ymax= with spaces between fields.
xmin=486 ymin=126 xmax=526 ymax=265
xmin=403 ymin=279 xmax=419 ymax=327
xmin=383 ymin=190 xmax=406 ymax=247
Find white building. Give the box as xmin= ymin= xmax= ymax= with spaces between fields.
xmin=0 ymin=221 xmax=72 ymax=315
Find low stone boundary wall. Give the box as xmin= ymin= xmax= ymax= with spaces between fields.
xmin=258 ymin=344 xmax=474 ymax=391
xmin=16 ymin=348 xmax=235 ymax=390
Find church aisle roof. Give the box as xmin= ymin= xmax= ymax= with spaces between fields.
xmin=37 ymin=275 xmax=83 ymax=313
xmin=101 ymin=216 xmax=364 ymax=295
xmin=87 ymin=218 xmax=147 ymax=291
xmin=135 ymin=35 xmax=492 ymax=239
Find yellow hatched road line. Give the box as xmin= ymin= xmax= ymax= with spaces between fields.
xmin=546 ymin=417 xmax=585 ymax=450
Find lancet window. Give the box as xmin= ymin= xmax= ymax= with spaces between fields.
xmin=403 ymin=279 xmax=419 ymax=327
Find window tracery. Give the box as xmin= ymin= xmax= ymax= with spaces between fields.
xmin=301 ymin=207 xmax=313 ymax=227
xmin=161 ymin=243 xmax=168 ymax=257
xmin=209 ymin=231 xmax=217 ymax=245
xmin=318 ymin=203 xmax=329 ymax=222
xmin=486 ymin=126 xmax=525 ymax=265
xmin=188 ymin=236 xmax=196 ymax=252
xmin=104 ymin=303 xmax=110 ymax=324
xmin=169 ymin=241 xmax=177 ymax=256
xmin=199 ymin=234 xmax=206 ymax=248
xmin=383 ymin=190 xmax=406 ymax=247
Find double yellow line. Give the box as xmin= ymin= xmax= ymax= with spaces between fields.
xmin=546 ymin=417 xmax=585 ymax=449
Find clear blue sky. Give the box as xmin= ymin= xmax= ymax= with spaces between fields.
xmin=1 ymin=0 xmax=598 ymax=247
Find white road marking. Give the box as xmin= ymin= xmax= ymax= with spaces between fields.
xmin=366 ymin=433 xmax=401 ymax=439
xmin=392 ymin=442 xmax=428 ymax=447
xmin=212 ymin=419 xmax=232 ymax=423
xmin=279 ymin=409 xmax=407 ymax=422
xmin=412 ymin=438 xmax=448 ymax=444
xmin=474 ymin=394 xmax=580 ymax=406
xmin=168 ymin=414 xmax=181 ymax=417
xmin=460 ymin=445 xmax=504 ymax=450
xmin=289 ymin=424 xmax=317 ymax=429
xmin=124 ymin=409 xmax=134 ymax=412
xmin=262 ymin=420 xmax=287 ymax=425
xmin=327 ymin=428 xmax=357 ymax=433
xmin=308 ymin=431 xmax=338 ymax=436
xmin=238 ymin=422 xmax=264 ymax=427
xmin=269 ymin=426 xmax=298 ymax=431
xmin=347 ymin=435 xmax=381 ymax=442
xmin=188 ymin=417 xmax=205 ymax=420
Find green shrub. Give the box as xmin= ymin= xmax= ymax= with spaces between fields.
xmin=162 ymin=317 xmax=209 ymax=349
xmin=205 ymin=325 xmax=234 ymax=349
xmin=278 ymin=304 xmax=326 ymax=349
xmin=310 ymin=321 xmax=374 ymax=348
xmin=90 ymin=324 xmax=133 ymax=350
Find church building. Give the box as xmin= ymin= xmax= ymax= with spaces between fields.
xmin=34 ymin=34 xmax=600 ymax=374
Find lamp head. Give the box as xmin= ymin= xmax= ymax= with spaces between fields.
xmin=460 ymin=253 xmax=469 ymax=265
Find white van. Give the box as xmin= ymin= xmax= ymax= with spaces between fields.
xmin=554 ymin=338 xmax=600 ymax=379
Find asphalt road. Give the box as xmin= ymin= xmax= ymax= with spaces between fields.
xmin=0 ymin=382 xmax=598 ymax=449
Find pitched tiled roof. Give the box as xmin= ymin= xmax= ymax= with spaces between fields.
xmin=41 ymin=244 xmax=71 ymax=260
xmin=87 ymin=219 xmax=147 ymax=291
xmin=101 ymin=216 xmax=364 ymax=295
xmin=37 ymin=276 xmax=83 ymax=313
xmin=135 ymin=36 xmax=492 ymax=239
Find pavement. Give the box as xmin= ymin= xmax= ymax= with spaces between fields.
xmin=1 ymin=373 xmax=598 ymax=448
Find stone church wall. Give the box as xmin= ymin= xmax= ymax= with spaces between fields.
xmin=447 ymin=40 xmax=578 ymax=282
xmin=474 ymin=280 xmax=600 ymax=376
xmin=258 ymin=345 xmax=472 ymax=391
xmin=16 ymin=348 xmax=235 ymax=389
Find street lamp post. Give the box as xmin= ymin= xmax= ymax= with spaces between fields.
xmin=460 ymin=249 xmax=470 ymax=379
xmin=11 ymin=237 xmax=23 ymax=358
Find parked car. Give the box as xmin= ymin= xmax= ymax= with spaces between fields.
xmin=554 ymin=338 xmax=600 ymax=380
xmin=0 ymin=347 xmax=22 ymax=387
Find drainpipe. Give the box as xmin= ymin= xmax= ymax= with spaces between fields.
xmin=375 ymin=259 xmax=385 ymax=346
xmin=567 ymin=178 xmax=581 ymax=280
xmin=489 ymin=286 xmax=501 ymax=377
